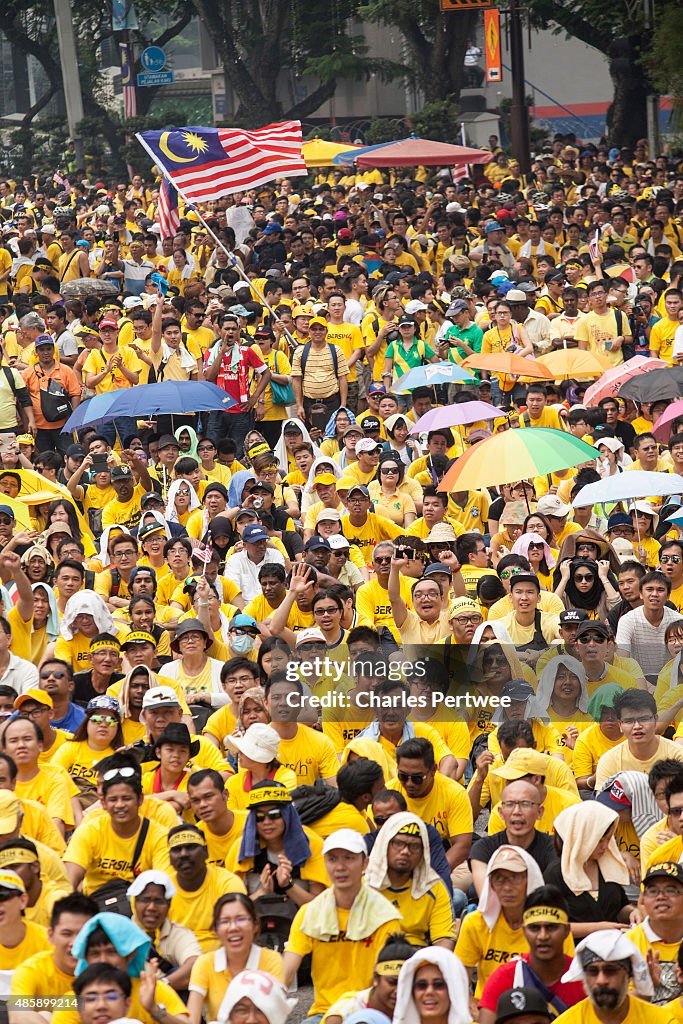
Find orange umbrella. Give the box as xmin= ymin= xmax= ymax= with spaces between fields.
xmin=462 ymin=353 xmax=554 ymax=379
xmin=539 ymin=349 xmax=611 ymax=381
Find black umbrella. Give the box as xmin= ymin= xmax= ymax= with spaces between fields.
xmin=619 ymin=365 xmax=683 ymax=403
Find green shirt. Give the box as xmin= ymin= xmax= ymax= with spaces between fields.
xmin=385 ymin=337 xmax=436 ymax=378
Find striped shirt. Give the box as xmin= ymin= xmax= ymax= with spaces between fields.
xmin=291 ymin=342 xmax=349 ymax=399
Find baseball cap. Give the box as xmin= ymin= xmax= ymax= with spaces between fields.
xmin=403 ymin=300 xmax=427 ymax=315
xmin=14 ymin=688 xmax=53 ymax=711
xmin=140 ymin=491 xmax=164 ymax=507
xmin=536 ymin=494 xmax=572 ymax=517
xmin=242 ymin=524 xmax=269 ymax=543
xmin=142 ymin=686 xmax=181 ymax=711
xmin=322 ymin=829 xmax=368 ymax=856
xmin=643 ymin=863 xmax=683 ymax=887
xmin=575 ymin=619 xmax=612 ymax=640
xmin=489 ymin=847 xmax=529 ymax=872
xmin=0 ymin=504 xmax=16 ymax=521
xmin=309 ymin=316 xmax=328 ymax=329
xmin=516 ymin=280 xmax=539 ymax=294
xmin=327 ymin=534 xmax=350 ymax=551
xmin=122 ymin=296 xmax=143 ymax=310
xmin=596 ymin=775 xmax=632 ymax=812
xmin=157 ymin=434 xmax=180 ymax=450
xmin=65 ymin=444 xmax=86 ymax=460
xmin=0 ymin=869 xmax=26 ymax=895
xmin=423 ymin=562 xmax=453 ymax=579
xmin=346 ymin=484 xmax=370 ymax=499
xmin=607 ymin=512 xmax=634 ymax=531
xmin=342 ymin=425 xmax=363 ymax=439
xmin=235 ymin=507 xmax=258 ymax=521
xmin=368 ymin=382 xmax=387 ymax=396
xmin=315 ymin=508 xmax=341 ymax=524
xmin=396 ymin=314 xmax=416 ymax=327
xmin=362 ymin=416 xmax=381 ymax=432
xmin=492 ymin=748 xmax=549 ymax=781
xmin=295 ymin=627 xmax=327 ymax=647
xmin=559 ymin=609 xmax=590 ymax=624
xmin=355 ymin=438 xmax=382 ymax=455
xmin=252 ymin=481 xmax=275 ymax=495
xmin=314 ymin=473 xmax=337 ymax=487
xmin=34 ymin=333 xmax=54 ymax=348
xmin=501 ymin=679 xmax=536 ymax=702
xmin=304 ymin=537 xmax=331 ymax=552
xmin=263 ymin=222 xmax=282 ymax=235
xmin=448 ymin=299 xmax=469 ymax=317
xmin=110 ymin=465 xmax=133 ymax=481
xmin=495 ymin=988 xmax=551 ymax=1023
xmin=0 ymin=792 xmax=21 ymax=836
xmin=230 ymin=613 xmax=259 ymax=633
xmin=485 ymin=221 xmax=503 ymax=234
xmin=98 ymin=317 xmax=118 ymax=330
xmin=138 ymin=521 xmax=166 ymax=542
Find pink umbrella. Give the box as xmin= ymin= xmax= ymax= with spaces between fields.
xmin=584 ymin=356 xmax=667 ymax=406
xmin=410 ymin=401 xmax=501 ymax=434
xmin=653 ymin=399 xmax=683 ymax=442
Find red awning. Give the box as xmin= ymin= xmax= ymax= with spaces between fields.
xmin=353 ymin=136 xmax=493 ymax=168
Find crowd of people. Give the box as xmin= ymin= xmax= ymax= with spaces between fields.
xmin=5 ymin=130 xmax=683 ymax=1024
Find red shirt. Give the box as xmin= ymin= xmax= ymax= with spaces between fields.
xmin=209 ymin=343 xmax=266 ymax=413
xmin=479 ymin=954 xmax=585 ymax=1015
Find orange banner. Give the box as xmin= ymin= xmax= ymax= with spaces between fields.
xmin=484 ymin=8 xmax=502 ymax=83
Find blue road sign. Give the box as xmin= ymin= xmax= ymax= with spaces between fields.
xmin=137 ymin=70 xmax=174 ymax=87
xmin=140 ymin=46 xmax=167 ymax=72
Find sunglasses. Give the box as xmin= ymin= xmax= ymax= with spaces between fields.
xmin=102 ymin=766 xmax=137 ymax=781
xmin=500 ymin=567 xmax=524 ymax=580
xmin=661 ymin=554 xmax=682 ymax=564
xmin=397 ymin=770 xmax=427 ymax=785
xmin=40 ymin=669 xmax=66 ymax=679
xmin=574 ymin=573 xmax=595 ymax=583
xmin=255 ymin=808 xmax=283 ymax=822
xmin=90 ymin=715 xmax=118 ymax=726
xmin=577 ymin=634 xmax=608 ymax=644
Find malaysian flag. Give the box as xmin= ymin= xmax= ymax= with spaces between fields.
xmin=588 ymin=228 xmax=601 ymax=265
xmin=136 ymin=123 xmax=307 ymax=204
xmin=158 ymin=178 xmax=180 ymax=239
xmin=120 ymin=43 xmax=137 ymax=120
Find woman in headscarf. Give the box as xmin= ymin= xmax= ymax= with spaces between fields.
xmin=165 ymin=478 xmax=201 ymax=527
xmin=28 ymin=580 xmax=60 ymax=663
xmin=544 ymin=801 xmax=636 ymax=937
xmin=225 ymin=723 xmax=297 ymax=810
xmin=555 ymin=527 xmax=622 ymax=579
xmin=51 ymin=592 xmax=117 ymax=670
xmin=555 ymin=557 xmax=620 ymax=619
xmin=454 ymin=845 xmax=548 ymax=1000
xmin=221 ymin=686 xmax=269 ymax=773
xmin=383 ymin=413 xmax=420 ymax=467
xmin=596 ymin=435 xmax=631 ymax=477
xmin=226 ymin=781 xmax=327 ymax=909
xmin=572 ymin=683 xmax=625 ymax=793
xmin=466 ymin=621 xmax=536 ymax=749
xmin=535 ymin=655 xmax=591 ymax=767
xmin=188 ymin=895 xmax=284 ymax=1024
xmin=512 ymin=531 xmax=556 ymax=591
xmin=321 ymin=407 xmax=357 ymax=458
xmin=175 ymin=424 xmax=199 ymax=459
xmin=227 ymin=469 xmax=257 ymax=510
xmin=393 ymin=946 xmax=472 ymax=1024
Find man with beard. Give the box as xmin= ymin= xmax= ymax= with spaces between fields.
xmin=554 ymin=930 xmax=672 ymax=1022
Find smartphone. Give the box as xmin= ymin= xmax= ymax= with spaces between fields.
xmin=91 ymin=456 xmax=109 ymax=473
xmin=310 ymin=406 xmax=328 ymax=432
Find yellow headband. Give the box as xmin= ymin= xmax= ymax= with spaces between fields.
xmin=248 ymin=786 xmax=292 ymax=808
xmin=375 ymin=960 xmax=406 ymax=977
xmin=396 ymin=822 xmax=421 ymax=836
xmin=168 ymin=829 xmax=206 ymax=850
xmin=90 ymin=639 xmax=121 ymax=654
xmin=0 ymin=847 xmax=38 ymax=868
xmin=522 ymin=906 xmax=569 ymax=926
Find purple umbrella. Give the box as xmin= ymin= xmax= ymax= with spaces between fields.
xmin=410 ymin=401 xmax=502 ymax=434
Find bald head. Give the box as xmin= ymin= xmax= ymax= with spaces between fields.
xmin=499 ymin=779 xmax=543 ymax=838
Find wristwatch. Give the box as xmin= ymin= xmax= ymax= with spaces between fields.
xmin=152 ymin=1004 xmax=169 ymax=1022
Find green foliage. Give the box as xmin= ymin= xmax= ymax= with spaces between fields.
xmin=410 ymin=98 xmax=461 ymax=143
xmin=648 ymin=4 xmax=683 ymax=130
xmin=364 ymin=117 xmax=409 ymax=144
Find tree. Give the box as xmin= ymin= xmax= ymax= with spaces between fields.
xmin=523 ymin=0 xmax=653 ymax=147
xmin=360 ymin=0 xmax=477 ymax=105
xmin=189 ymin=0 xmax=400 ymax=127
xmin=648 ymin=4 xmax=683 ymax=132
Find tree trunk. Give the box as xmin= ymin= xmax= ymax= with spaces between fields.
xmin=606 ymin=37 xmax=648 ymax=147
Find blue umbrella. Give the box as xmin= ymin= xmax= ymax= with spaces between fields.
xmin=571 ymin=471 xmax=683 ymax=508
xmin=393 ymin=362 xmax=475 ymax=393
xmin=61 ymin=381 xmax=235 ymax=432
xmin=332 ymin=141 xmax=398 ymax=166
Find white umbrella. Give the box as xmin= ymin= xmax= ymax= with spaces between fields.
xmin=572 ymin=471 xmax=683 ymax=508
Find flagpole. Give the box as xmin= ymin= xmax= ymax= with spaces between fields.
xmin=136 ymin=135 xmax=297 ymax=349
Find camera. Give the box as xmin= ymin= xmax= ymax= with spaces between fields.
xmin=253 ymin=497 xmax=264 ymax=509
xmin=387 ymin=330 xmax=400 ymax=343
xmin=397 ymin=547 xmax=415 ymax=560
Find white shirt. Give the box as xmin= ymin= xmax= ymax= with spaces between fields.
xmin=0 ymin=652 xmax=39 ymax=694
xmin=224 ymin=548 xmax=286 ymax=602
xmin=616 ymin=605 xmax=683 ymax=675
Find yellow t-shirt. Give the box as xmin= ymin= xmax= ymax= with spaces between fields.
xmin=25 ymin=878 xmax=72 ymax=928
xmin=0 ymin=921 xmax=51 ymax=995
xmin=101 ymin=482 xmax=147 ymax=531
xmin=63 ymin=814 xmax=172 ymax=894
xmin=575 ymin=309 xmax=629 ymax=368
xmin=189 ymin=946 xmax=283 ymax=1022
xmin=197 ymin=813 xmax=249 ymax=869
xmin=557 ymin=997 xmax=672 ymax=1024
xmin=571 ymin=724 xmax=624 ymax=781
xmin=650 ymin=317 xmax=680 ymax=365
xmin=380 ymin=879 xmax=455 ymax=946
xmin=388 ymin=771 xmax=473 ymax=841
xmin=285 ymin=902 xmax=399 ymax=1014
xmin=52 ymin=740 xmax=117 ymax=788
xmin=595 ymin=737 xmax=683 ymax=792
xmin=83 ymin=345 xmax=141 ymax=393
xmin=225 ymin=766 xmax=298 ymax=810
xmin=169 ymin=865 xmax=246 ymax=952
xmin=10 ymin=948 xmax=73 ymax=1001
xmin=15 ymin=765 xmax=76 ymax=828
xmin=275 ymin=725 xmax=340 ymax=786
xmin=325 ymin=322 xmax=363 ymax=384
xmin=355 ymin=575 xmax=413 ymax=643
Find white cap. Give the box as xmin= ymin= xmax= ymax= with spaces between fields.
xmin=612 ymin=538 xmax=636 ymax=563
xmin=40 ymin=222 xmax=56 ymax=234
xmin=315 ymin=508 xmax=341 ymax=524
xmin=446 ymin=201 xmax=463 ymax=213
xmin=327 ymin=534 xmax=350 ymax=551
xmin=127 ymin=870 xmax=176 ymax=900
xmin=536 ymin=494 xmax=572 ymax=517
xmin=230 ymin=722 xmax=280 ymax=764
xmin=322 ymin=828 xmax=368 ymax=856
xmin=295 ymin=627 xmax=327 ymax=647
xmin=405 ymin=299 xmax=428 ymax=315
xmin=122 ymin=296 xmax=143 ymax=310
xmin=217 ymin=971 xmax=295 ymax=1024
xmin=142 ymin=686 xmax=181 ymax=710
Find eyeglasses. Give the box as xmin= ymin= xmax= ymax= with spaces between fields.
xmin=643 ymin=884 xmax=683 ymax=897
xmin=78 ymin=992 xmax=125 ymax=1006
xmin=661 ymin=554 xmax=682 ymax=564
xmin=668 ymin=806 xmax=683 ymax=818
xmin=413 ymin=979 xmax=448 ymax=992
xmin=20 ymin=707 xmax=49 ymax=719
xmin=90 ymin=715 xmax=118 ymax=726
xmin=528 ymin=542 xmax=544 ymax=550
xmin=500 ymin=799 xmax=540 ymax=810
xmin=0 ymin=890 xmax=20 ymax=902
xmin=135 ymin=894 xmax=170 ymax=906
xmin=314 ymin=606 xmax=339 ymax=616
xmin=374 ymin=556 xmax=392 ymax=565
xmin=500 ymin=567 xmax=524 ymax=580
xmin=453 ymin=614 xmax=483 ymax=626
xmin=217 ymin=915 xmax=253 ymax=928
xmin=398 ymin=771 xmax=427 ymax=785
xmin=620 ymin=715 xmax=655 ymax=726
xmin=102 ymin=766 xmax=137 ymax=781
xmin=198 ymin=445 xmax=215 ymax=453
xmin=389 ymin=837 xmax=423 ymax=853
xmin=255 ymin=808 xmax=283 ymax=822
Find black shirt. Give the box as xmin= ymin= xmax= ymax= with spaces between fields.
xmin=543 ymin=861 xmax=629 ymax=922
xmin=73 ymin=670 xmax=125 ymax=707
xmin=471 ymin=829 xmax=558 ymax=874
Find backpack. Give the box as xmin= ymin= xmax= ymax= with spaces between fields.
xmin=300 ymin=341 xmax=339 ymax=379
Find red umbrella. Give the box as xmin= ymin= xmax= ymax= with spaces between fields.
xmin=353 ymin=136 xmax=493 ymax=168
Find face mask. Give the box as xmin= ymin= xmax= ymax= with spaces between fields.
xmin=231 ymin=634 xmax=255 ymax=654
